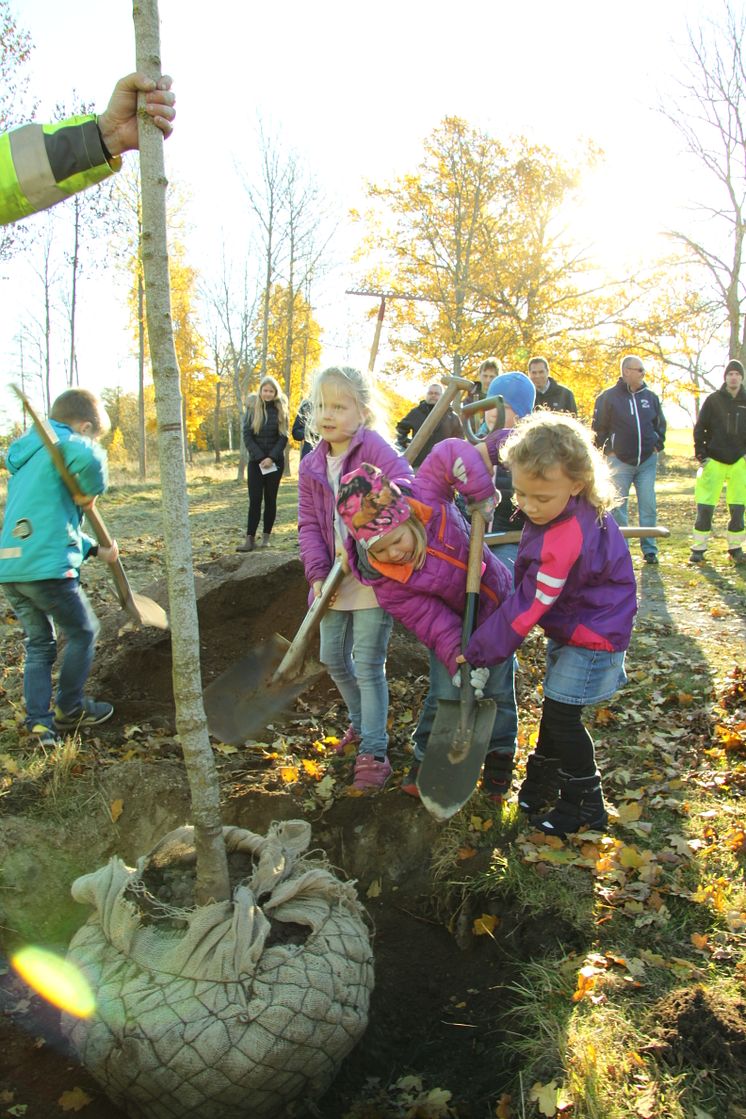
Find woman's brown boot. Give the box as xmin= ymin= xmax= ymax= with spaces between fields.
xmin=236 ymin=535 xmax=255 ymax=553
xmin=260 ymin=534 xmax=271 ymax=548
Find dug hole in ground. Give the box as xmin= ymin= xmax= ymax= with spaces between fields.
xmin=1 ymin=546 xmax=745 ymax=1118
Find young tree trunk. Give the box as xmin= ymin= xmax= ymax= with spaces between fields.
xmin=137 ymin=219 xmax=147 ymax=479
xmin=68 ymin=196 xmax=80 ymax=386
xmin=133 ymin=0 xmax=229 ymax=905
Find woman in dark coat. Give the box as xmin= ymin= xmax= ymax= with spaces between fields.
xmin=237 ymin=376 xmax=289 ymax=552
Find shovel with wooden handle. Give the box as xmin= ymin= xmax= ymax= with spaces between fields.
xmin=11 ymin=386 xmax=168 ymax=630
xmin=202 ymin=374 xmax=475 ymax=744
xmin=486 ymin=526 xmax=670 ymax=547
xmin=416 ymin=510 xmax=497 ymax=821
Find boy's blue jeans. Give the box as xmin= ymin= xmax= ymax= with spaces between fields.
xmin=319 ymin=606 xmax=393 ymax=758
xmin=412 ymin=650 xmax=518 ymax=763
xmin=2 ymin=579 xmax=99 ymax=731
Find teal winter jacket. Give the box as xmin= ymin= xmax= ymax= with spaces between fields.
xmin=0 ymin=421 xmax=108 ymax=582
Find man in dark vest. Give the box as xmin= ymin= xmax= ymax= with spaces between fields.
xmin=527 ymin=356 xmax=577 ymax=414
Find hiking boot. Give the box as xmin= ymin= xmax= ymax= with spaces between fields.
xmin=352 ymin=754 xmax=392 ymax=791
xmin=689 ymin=550 xmax=706 ymax=564
xmin=30 ymin=723 xmax=62 ymax=749
xmin=533 ymin=770 xmax=608 ymax=838
xmin=236 ymin=535 xmax=255 ymax=553
xmin=54 ymin=698 xmax=114 ymax=730
xmin=517 ymin=752 xmax=561 ymax=815
xmin=400 ymin=759 xmax=421 ymax=799
xmin=481 ymin=752 xmax=514 ymax=803
xmin=330 ymin=724 xmax=361 ymax=755
xmin=729 ymin=548 xmax=746 ymax=567
xmin=643 ymin=553 xmax=658 ymax=565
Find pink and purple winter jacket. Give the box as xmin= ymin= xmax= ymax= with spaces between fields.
xmin=345 ymin=439 xmax=512 ymax=674
xmin=298 ymin=427 xmax=414 ymax=598
xmin=466 ymin=495 xmax=637 ymax=667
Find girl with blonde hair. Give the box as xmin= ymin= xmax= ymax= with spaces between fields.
xmin=468 ymin=411 xmax=637 ymax=837
xmin=298 ymin=366 xmax=414 ymax=791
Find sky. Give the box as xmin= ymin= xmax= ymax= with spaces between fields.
xmin=0 ymin=0 xmax=728 ymax=428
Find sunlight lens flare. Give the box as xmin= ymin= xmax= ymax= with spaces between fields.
xmin=11 ymin=946 xmax=95 ymax=1018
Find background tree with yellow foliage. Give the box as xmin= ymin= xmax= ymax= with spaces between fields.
xmin=355 ymin=117 xmax=639 ymax=414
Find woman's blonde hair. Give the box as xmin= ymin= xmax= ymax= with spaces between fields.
xmin=501 ymin=411 xmax=619 ymax=517
xmin=307 ymin=366 xmax=387 ymax=441
xmin=249 ymin=376 xmax=288 ymax=436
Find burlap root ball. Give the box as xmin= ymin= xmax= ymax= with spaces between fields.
xmin=61 ymin=820 xmax=374 ymax=1119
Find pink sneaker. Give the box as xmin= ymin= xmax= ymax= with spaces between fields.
xmin=353 ymin=754 xmax=392 ymax=791
xmin=331 ymin=724 xmax=362 ymax=756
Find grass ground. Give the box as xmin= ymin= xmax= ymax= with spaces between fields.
xmin=0 ymin=442 xmax=745 ymax=1118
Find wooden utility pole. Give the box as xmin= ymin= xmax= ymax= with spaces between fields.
xmin=346 ymin=287 xmax=427 ymax=374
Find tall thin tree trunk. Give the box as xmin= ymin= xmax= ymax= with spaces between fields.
xmin=138 ymin=220 xmax=147 ymax=480
xmin=69 ymin=196 xmax=80 ymax=387
xmin=133 ymin=0 xmax=229 ymax=905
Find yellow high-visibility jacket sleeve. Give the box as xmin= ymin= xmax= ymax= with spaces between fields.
xmin=0 ymin=115 xmax=121 ymax=226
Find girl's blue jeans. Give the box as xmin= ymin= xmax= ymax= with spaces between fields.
xmin=2 ymin=579 xmax=99 ymax=731
xmin=412 ymin=649 xmax=518 ymax=763
xmin=319 ymin=606 xmax=393 ymax=758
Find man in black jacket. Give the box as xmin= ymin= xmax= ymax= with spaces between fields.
xmin=395 ymin=383 xmax=463 ymax=469
xmin=592 ymin=355 xmax=667 ymax=564
xmin=690 ymin=358 xmax=746 ymax=566
xmin=528 ymin=356 xmax=577 ymax=414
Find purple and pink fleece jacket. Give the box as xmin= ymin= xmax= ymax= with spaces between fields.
xmin=466 ymin=495 xmax=637 ymax=667
xmin=345 ymin=439 xmax=512 ymax=674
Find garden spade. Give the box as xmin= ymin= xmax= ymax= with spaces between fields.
xmin=417 ymin=511 xmax=497 ymax=821
xmin=203 ymin=373 xmax=475 ymax=743
xmin=11 ymin=386 xmax=168 ymax=630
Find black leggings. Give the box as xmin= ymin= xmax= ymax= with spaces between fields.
xmin=536 ymin=696 xmax=596 ymax=778
xmin=247 ymin=460 xmax=284 ymax=535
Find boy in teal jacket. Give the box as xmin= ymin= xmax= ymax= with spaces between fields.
xmin=0 ymin=389 xmax=119 ymax=745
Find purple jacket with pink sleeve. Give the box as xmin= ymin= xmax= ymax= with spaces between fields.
xmin=345 ymin=439 xmax=512 ymax=674
xmin=298 ymin=427 xmax=414 ymax=591
xmin=465 ymin=495 xmax=637 ymax=667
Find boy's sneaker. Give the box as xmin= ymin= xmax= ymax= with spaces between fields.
xmin=54 ymin=698 xmax=114 ymax=730
xmin=729 ymin=548 xmax=746 ymax=567
xmin=352 ymin=754 xmax=392 ymax=792
xmin=400 ymin=760 xmax=421 ymax=799
xmin=689 ymin=550 xmax=705 ymax=564
xmin=30 ymin=724 xmax=62 ymax=749
xmin=330 ymin=724 xmax=361 ymax=755
xmin=481 ymin=752 xmax=514 ymax=803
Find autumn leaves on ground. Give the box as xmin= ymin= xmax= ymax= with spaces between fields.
xmin=0 ymin=452 xmax=745 ymax=1119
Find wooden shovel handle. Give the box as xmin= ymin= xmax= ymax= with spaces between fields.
xmin=404 ymin=375 xmax=473 ymax=463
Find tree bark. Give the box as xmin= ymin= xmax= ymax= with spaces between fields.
xmin=133 ymin=0 xmax=229 ymax=905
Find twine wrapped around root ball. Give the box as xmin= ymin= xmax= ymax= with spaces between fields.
xmin=61 ymin=820 xmax=374 ymax=1119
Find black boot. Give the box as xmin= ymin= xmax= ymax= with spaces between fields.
xmin=533 ymin=770 xmax=608 ymax=838
xmin=517 ymin=752 xmax=561 ymax=815
xmin=481 ymin=752 xmax=514 ymax=802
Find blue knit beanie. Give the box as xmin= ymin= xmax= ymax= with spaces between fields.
xmin=487 ymin=372 xmax=536 ymax=419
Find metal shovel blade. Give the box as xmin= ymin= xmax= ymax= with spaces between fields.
xmin=128 ymin=589 xmax=169 ymax=629
xmin=203 ymin=634 xmax=322 ymax=744
xmin=416 ymin=696 xmax=497 ymax=821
